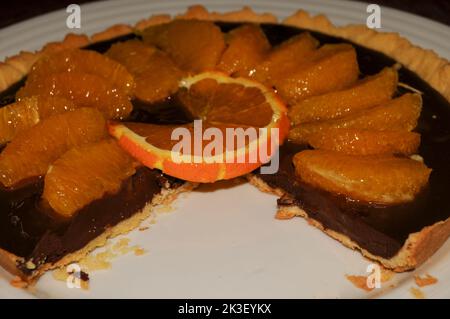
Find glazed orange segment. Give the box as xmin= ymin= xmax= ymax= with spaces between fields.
xmin=109 ymin=71 xmax=289 ymax=183
xmin=289 ymin=67 xmax=398 ymax=124
xmin=288 ymin=93 xmax=422 ymax=144
xmin=275 ymin=43 xmax=359 ymax=104
xmin=105 ymin=40 xmax=158 ymax=74
xmin=293 ymin=150 xmax=431 ymax=204
xmin=0 ymin=108 xmax=107 ymax=188
xmin=177 ymin=77 xmax=274 ymax=127
xmin=251 ymin=32 xmax=319 ymax=85
xmin=217 ymin=24 xmax=270 ymax=77
xmin=133 ymin=52 xmax=185 ymax=103
xmin=308 ymin=128 xmax=420 ymax=155
xmin=106 ymin=40 xmax=184 ymax=103
xmin=28 ymin=49 xmax=135 ymax=95
xmin=43 ymin=139 xmax=136 ymax=218
xmin=16 ymin=72 xmax=133 ymax=120
xmin=0 ymin=96 xmax=76 ymax=144
xmin=142 ymin=20 xmax=226 ymax=72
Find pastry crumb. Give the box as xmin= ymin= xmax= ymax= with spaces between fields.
xmin=410 ymin=287 xmax=425 ymax=299
xmin=346 ymin=275 xmax=373 ymax=292
xmin=346 ymin=267 xmax=394 ymax=292
xmin=134 ymin=247 xmax=146 ymax=256
xmin=80 ymin=279 xmax=89 ymax=290
xmin=414 ymin=274 xmax=438 ymax=287
xmin=275 ymin=210 xmax=295 ymax=220
xmin=380 ymin=268 xmax=395 ymax=282
xmin=156 ymin=204 xmax=174 ymax=214
xmin=51 ymin=236 xmax=147 ymax=287
xmin=139 ymin=226 xmax=149 ymax=231
xmin=10 ymin=276 xmax=28 ymax=288
xmin=52 ymin=267 xmax=90 ymax=290
xmin=112 ymin=238 xmax=131 ymax=254
xmin=52 ymin=268 xmax=70 ymax=282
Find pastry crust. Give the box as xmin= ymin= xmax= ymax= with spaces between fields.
xmin=0 ymin=181 xmax=197 ymax=285
xmin=247 ymin=174 xmax=450 ymax=272
xmin=283 ymin=10 xmax=450 ymax=102
xmin=0 ymin=5 xmax=449 ymax=280
xmin=1 ymin=5 xmax=448 ymax=100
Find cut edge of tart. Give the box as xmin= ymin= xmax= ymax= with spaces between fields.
xmin=0 ymin=5 xmax=448 ymax=286
xmin=0 ymin=180 xmax=197 ymax=283
xmin=247 ymin=174 xmax=450 ymax=272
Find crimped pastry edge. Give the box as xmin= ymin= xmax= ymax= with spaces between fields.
xmin=247 ymin=174 xmax=450 ymax=272
xmin=0 ymin=4 xmax=448 ymax=279
xmin=1 ymin=5 xmax=449 ymax=102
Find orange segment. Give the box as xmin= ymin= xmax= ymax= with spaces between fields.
xmin=308 ymin=129 xmax=420 ymax=155
xmin=0 ymin=96 xmax=76 ymax=144
xmin=16 ymin=72 xmax=132 ymax=120
xmin=177 ymin=78 xmax=273 ymax=127
xmin=217 ymin=24 xmax=270 ymax=76
xmin=105 ymin=40 xmax=158 ymax=74
xmin=293 ymin=150 xmax=431 ymax=204
xmin=43 ymin=139 xmax=136 ymax=218
xmin=119 ymin=121 xmax=260 ymax=158
xmin=109 ymin=72 xmax=289 ymax=183
xmin=0 ymin=108 xmax=107 ymax=188
xmin=289 ymin=67 xmax=398 ymax=124
xmin=251 ymin=32 xmax=319 ymax=85
xmin=289 ymin=94 xmax=422 ymax=144
xmin=28 ymin=49 xmax=135 ymax=95
xmin=275 ymin=44 xmax=359 ymax=104
xmin=132 ymin=52 xmax=184 ymax=103
xmin=142 ymin=20 xmax=226 ymax=72
xmin=106 ymin=40 xmax=184 ymax=103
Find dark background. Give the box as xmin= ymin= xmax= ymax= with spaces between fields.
xmin=0 ymin=0 xmax=449 ymax=29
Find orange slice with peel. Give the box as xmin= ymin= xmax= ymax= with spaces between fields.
xmin=109 ymin=71 xmax=289 ymax=183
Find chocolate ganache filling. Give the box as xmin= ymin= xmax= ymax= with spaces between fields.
xmin=0 ymin=23 xmax=449 ymax=272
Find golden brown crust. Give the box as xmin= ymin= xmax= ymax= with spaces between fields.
xmin=0 ymin=248 xmax=22 ymax=278
xmin=0 ymin=4 xmax=449 ymax=280
xmin=5 ymin=51 xmax=39 ymax=76
xmin=0 ymin=62 xmax=23 ymax=92
xmin=41 ymin=33 xmax=90 ymax=54
xmin=283 ymin=10 xmax=450 ymax=102
xmin=0 ymin=5 xmax=277 ymax=93
xmin=1 ymin=5 xmax=448 ymax=101
xmin=90 ymin=24 xmax=133 ymax=43
xmin=248 ymin=174 xmax=450 ymax=272
xmin=175 ymin=5 xmax=277 ymax=23
xmin=134 ymin=14 xmax=172 ymax=31
xmin=0 ymin=33 xmax=89 ymax=92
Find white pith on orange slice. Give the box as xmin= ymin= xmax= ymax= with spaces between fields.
xmin=108 ymin=71 xmax=289 ymax=183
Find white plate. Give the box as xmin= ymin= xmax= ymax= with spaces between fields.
xmin=0 ymin=0 xmax=449 ymax=299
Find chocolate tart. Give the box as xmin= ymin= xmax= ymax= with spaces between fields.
xmin=0 ymin=6 xmax=449 ymax=285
